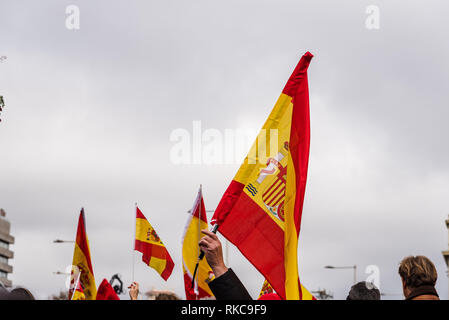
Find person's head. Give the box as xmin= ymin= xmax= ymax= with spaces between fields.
xmin=155 ymin=292 xmax=180 ymax=300
xmin=398 ymin=255 xmax=437 ymax=296
xmin=346 ymin=281 xmax=381 ymax=300
xmin=8 ymin=288 xmax=35 ymax=300
xmin=0 ymin=286 xmax=35 ymax=300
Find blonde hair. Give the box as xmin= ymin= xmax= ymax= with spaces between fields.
xmin=398 ymin=256 xmax=437 ymax=288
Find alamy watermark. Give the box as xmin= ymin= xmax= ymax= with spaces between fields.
xmin=169 ymin=121 xmax=280 ymax=165
xmin=365 ymin=5 xmax=380 ymax=30
xmin=365 ymin=264 xmax=381 ymax=290
xmin=65 ymin=5 xmax=80 ymax=30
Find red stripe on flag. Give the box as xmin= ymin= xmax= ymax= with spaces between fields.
xmin=288 ymin=52 xmax=313 ymax=234
xmin=218 ymin=192 xmax=287 ymax=299
xmin=284 ymin=52 xmax=313 ymax=299
xmin=191 ymin=194 xmax=208 ymax=223
xmin=135 ymin=240 xmax=169 ymax=260
xmin=136 ymin=207 xmax=146 ymax=220
xmin=75 ymin=209 xmax=94 ymax=274
xmin=134 ymin=240 xmax=174 ymax=280
xmin=212 ymin=180 xmax=245 ymax=226
xmin=161 ymin=258 xmax=174 ymax=281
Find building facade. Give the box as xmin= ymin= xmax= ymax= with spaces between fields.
xmin=0 ymin=209 xmax=14 ymax=287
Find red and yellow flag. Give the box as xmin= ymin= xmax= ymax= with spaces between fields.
xmin=70 ymin=209 xmax=96 ymax=300
xmin=71 ymin=273 xmax=86 ymax=300
xmin=134 ymin=207 xmax=174 ymax=280
xmin=259 ymin=279 xmax=315 ymax=300
xmin=182 ymin=187 xmax=215 ymax=300
xmin=212 ymin=52 xmax=313 ymax=300
xmin=96 ymin=279 xmax=120 ymax=300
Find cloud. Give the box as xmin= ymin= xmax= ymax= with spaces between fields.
xmin=1 ymin=0 xmax=448 ymax=299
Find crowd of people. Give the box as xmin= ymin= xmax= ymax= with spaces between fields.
xmin=0 ymin=229 xmax=441 ymax=300
xmin=128 ymin=229 xmax=441 ymax=301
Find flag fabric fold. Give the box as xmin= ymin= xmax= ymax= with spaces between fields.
xmin=182 ymin=187 xmax=215 ymax=300
xmin=134 ymin=207 xmax=174 ymax=281
xmin=70 ymin=208 xmax=97 ymax=300
xmin=212 ymin=52 xmax=314 ymax=300
xmin=96 ymin=279 xmax=120 ymax=300
xmin=258 ymin=279 xmax=315 ymax=300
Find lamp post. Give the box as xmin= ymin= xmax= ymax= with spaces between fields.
xmin=325 ymin=265 xmax=357 ymax=285
xmin=53 ymin=239 xmax=75 ymax=243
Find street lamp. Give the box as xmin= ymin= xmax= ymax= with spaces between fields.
xmin=325 ymin=265 xmax=357 ymax=285
xmin=53 ymin=239 xmax=75 ymax=243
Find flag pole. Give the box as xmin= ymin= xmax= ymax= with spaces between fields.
xmin=70 ymin=271 xmax=82 ymax=300
xmin=196 ymin=185 xmax=202 ymax=300
xmin=132 ymin=202 xmax=137 ymax=283
xmin=191 ymin=184 xmax=219 ymax=291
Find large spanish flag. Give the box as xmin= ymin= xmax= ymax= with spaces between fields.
xmin=182 ymin=187 xmax=215 ymax=300
xmin=212 ymin=52 xmax=313 ymax=300
xmin=135 ymin=207 xmax=174 ymax=280
xmin=71 ymin=208 xmax=97 ymax=300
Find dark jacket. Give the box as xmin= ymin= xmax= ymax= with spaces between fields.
xmin=208 ymin=268 xmax=252 ymax=300
xmin=406 ymin=285 xmax=439 ymax=300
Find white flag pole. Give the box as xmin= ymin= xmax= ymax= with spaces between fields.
xmin=70 ymin=271 xmax=82 ymax=300
xmin=132 ymin=202 xmax=137 ymax=283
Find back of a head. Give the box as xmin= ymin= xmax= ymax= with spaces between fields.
xmin=346 ymin=281 xmax=381 ymax=300
xmin=155 ymin=292 xmax=180 ymax=300
xmin=8 ymin=288 xmax=35 ymax=300
xmin=398 ymin=255 xmax=437 ymax=289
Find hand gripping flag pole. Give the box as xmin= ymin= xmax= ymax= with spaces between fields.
xmin=191 ymin=223 xmax=219 ymax=289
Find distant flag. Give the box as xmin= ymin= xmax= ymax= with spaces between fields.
xmin=134 ymin=207 xmax=174 ymax=280
xmin=71 ymin=271 xmax=86 ymax=300
xmin=70 ymin=208 xmax=97 ymax=300
xmin=182 ymin=187 xmax=215 ymax=300
xmin=212 ymin=52 xmax=314 ymax=299
xmin=96 ymin=279 xmax=120 ymax=300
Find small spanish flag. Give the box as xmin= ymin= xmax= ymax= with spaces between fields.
xmin=182 ymin=187 xmax=215 ymax=300
xmin=70 ymin=209 xmax=96 ymax=300
xmin=134 ymin=207 xmax=174 ymax=280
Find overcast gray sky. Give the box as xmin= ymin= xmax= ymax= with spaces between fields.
xmin=0 ymin=0 xmax=448 ymax=300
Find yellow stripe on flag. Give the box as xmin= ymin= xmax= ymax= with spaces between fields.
xmin=284 ymin=152 xmax=299 ymax=299
xmin=149 ymin=256 xmax=167 ymax=275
